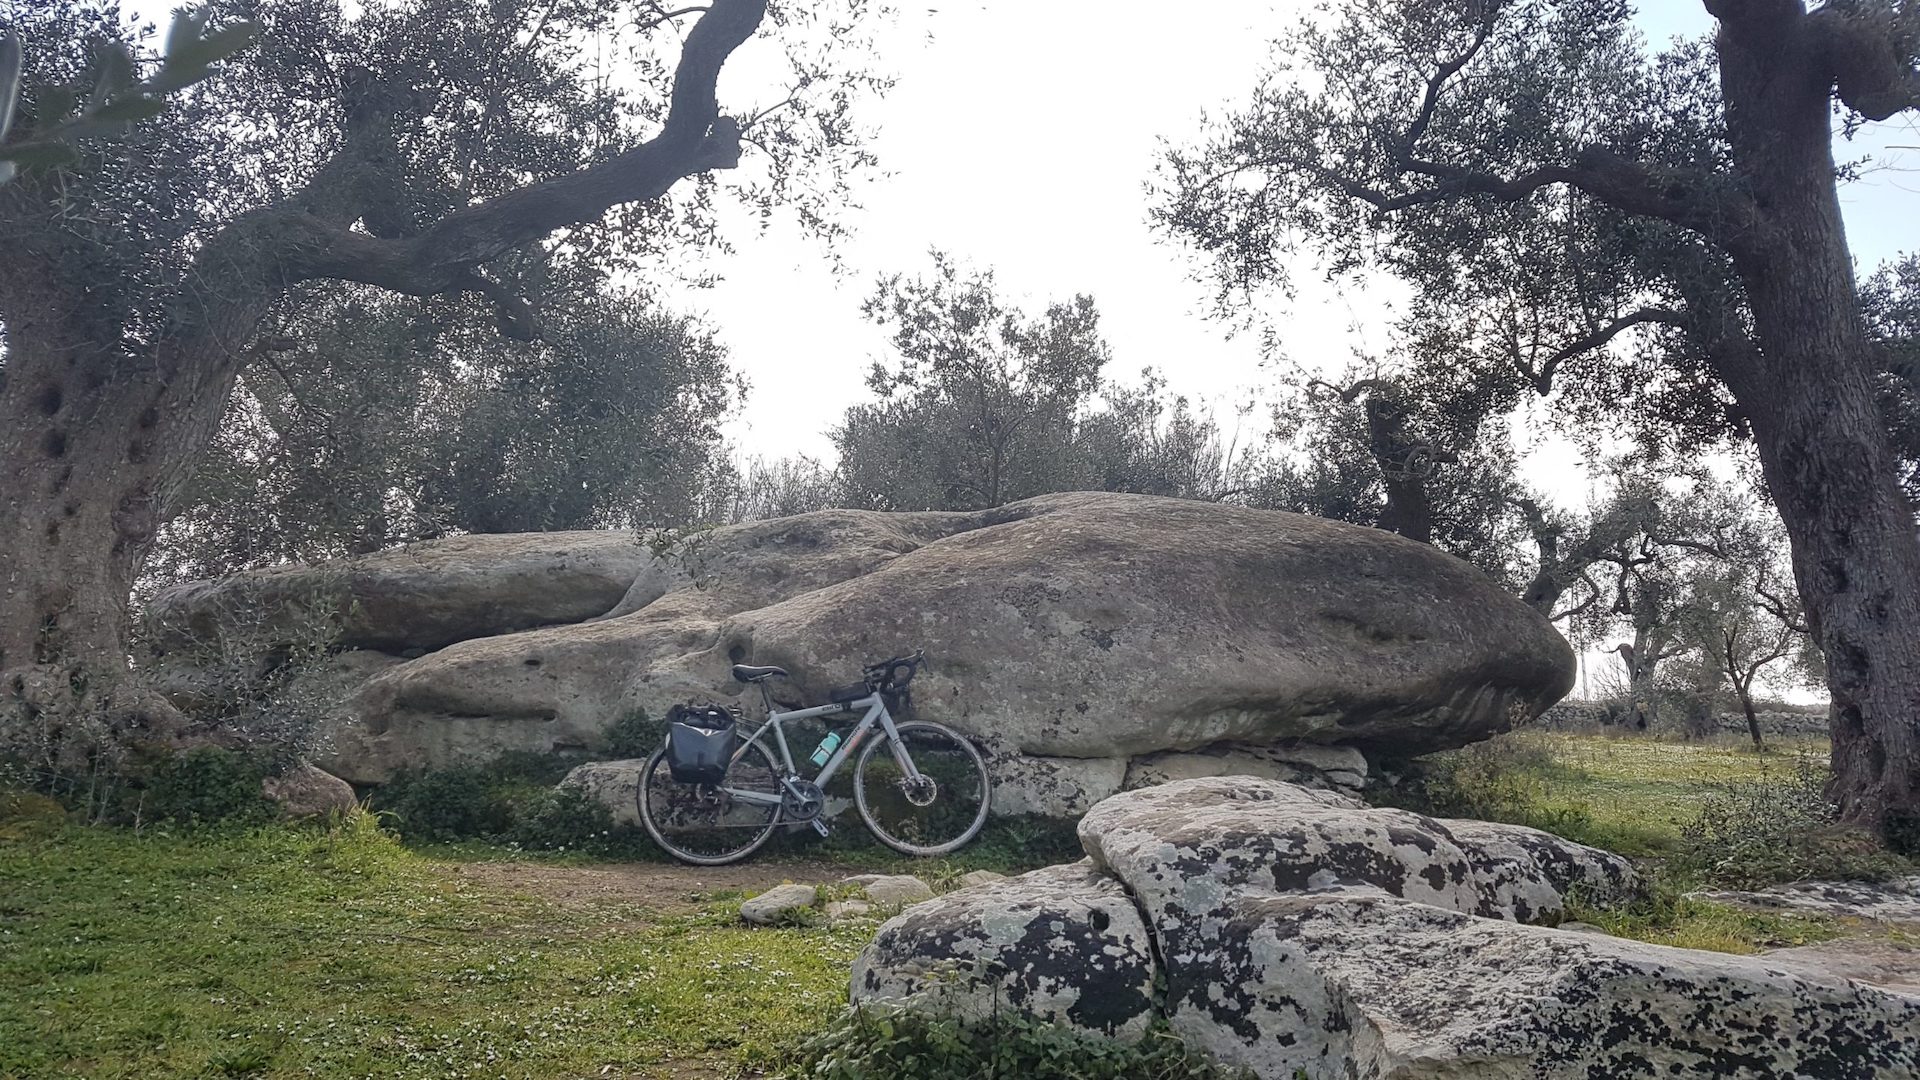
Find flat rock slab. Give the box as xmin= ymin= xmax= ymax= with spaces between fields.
xmin=740 ymin=883 xmax=817 ymax=925
xmin=149 ymin=531 xmax=650 ymax=654
xmin=1762 ymin=938 xmax=1920 ymax=995
xmin=1181 ymin=890 xmax=1920 ymax=1080
xmin=1078 ymin=777 xmax=1637 ymax=931
xmin=860 ymin=779 xmax=1916 ymax=1079
xmin=1693 ymin=876 xmax=1920 ymax=925
xmin=843 ymin=874 xmax=935 ymax=908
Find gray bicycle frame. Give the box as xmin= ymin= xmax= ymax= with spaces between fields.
xmin=721 ymin=690 xmax=919 ymax=834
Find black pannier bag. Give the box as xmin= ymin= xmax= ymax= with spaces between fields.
xmin=666 ymin=703 xmax=737 ymax=784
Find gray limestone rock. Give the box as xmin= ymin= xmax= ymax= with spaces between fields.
xmin=739 ymin=883 xmax=817 ymax=926
xmin=852 ymin=862 xmax=1159 ymax=1040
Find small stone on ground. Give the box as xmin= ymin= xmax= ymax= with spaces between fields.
xmin=740 ymin=883 xmax=817 ymax=925
xmin=844 ymin=874 xmax=934 ymax=907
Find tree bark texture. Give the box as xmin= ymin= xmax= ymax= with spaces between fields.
xmin=1712 ymin=3 xmax=1920 ymax=833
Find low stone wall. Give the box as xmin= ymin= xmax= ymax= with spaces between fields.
xmin=1536 ymin=702 xmax=1829 ymax=739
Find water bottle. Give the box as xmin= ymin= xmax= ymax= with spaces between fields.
xmin=810 ymin=731 xmax=842 ymax=767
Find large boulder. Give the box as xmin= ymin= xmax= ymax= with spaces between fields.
xmin=1077 ymin=777 xmax=1638 ymax=929
xmin=148 ymin=494 xmax=1574 ymax=788
xmin=147 ymin=531 xmax=652 ymax=655
xmin=854 ymin=779 xmax=1919 ymax=1079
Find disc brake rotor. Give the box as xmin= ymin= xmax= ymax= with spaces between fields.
xmin=899 ymin=775 xmax=938 ymax=808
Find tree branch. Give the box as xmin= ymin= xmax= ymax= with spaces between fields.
xmin=1397 ymin=12 xmax=1499 ymax=160
xmin=454 ymin=271 xmax=542 ymax=341
xmin=1809 ymin=5 xmax=1920 ymax=121
xmin=1306 ymin=377 xmax=1395 ymax=404
xmin=1521 ymin=307 xmax=1687 ymax=394
xmin=276 ymin=0 xmax=761 ymax=298
xmin=1755 ymin=582 xmax=1811 ymax=634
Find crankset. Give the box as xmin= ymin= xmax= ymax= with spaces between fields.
xmin=781 ymin=778 xmax=826 ymax=821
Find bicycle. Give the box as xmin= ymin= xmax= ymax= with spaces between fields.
xmin=637 ymin=650 xmax=993 ymax=866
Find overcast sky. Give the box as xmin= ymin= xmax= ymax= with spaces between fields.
xmin=683 ymin=2 xmax=1919 ymax=500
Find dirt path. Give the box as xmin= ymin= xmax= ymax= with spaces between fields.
xmin=450 ymin=857 xmax=856 ymax=917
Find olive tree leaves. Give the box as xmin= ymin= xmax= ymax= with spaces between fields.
xmin=0 ymin=7 xmax=257 ymax=184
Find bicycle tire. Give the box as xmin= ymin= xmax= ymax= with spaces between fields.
xmin=638 ymin=738 xmax=784 ymax=866
xmin=854 ymin=720 xmax=992 ymax=856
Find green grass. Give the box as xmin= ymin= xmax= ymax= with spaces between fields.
xmin=5 ymin=731 xmax=1910 ymax=1078
xmin=1379 ymin=730 xmax=1920 ymax=951
xmin=1394 ymin=730 xmax=1835 ymax=858
xmin=1567 ymin=891 xmax=1842 ymax=955
xmin=1535 ymin=733 xmax=1834 ymax=854
xmin=0 ymin=815 xmax=870 ymax=1079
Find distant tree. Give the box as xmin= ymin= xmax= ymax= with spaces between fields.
xmin=1076 ymin=371 xmax=1252 ymax=502
xmin=836 ymin=252 xmax=1109 ymax=510
xmin=148 ymin=276 xmax=738 ymax=585
xmin=721 ymin=454 xmax=841 ymax=523
xmin=1249 ymin=371 xmax=1531 ymax=588
xmin=1673 ymin=560 xmax=1809 ymax=749
xmin=1 ymin=0 xmax=886 ymax=758
xmin=1154 ymin=0 xmax=1920 ymax=835
xmin=1863 ymin=255 xmax=1920 ymax=506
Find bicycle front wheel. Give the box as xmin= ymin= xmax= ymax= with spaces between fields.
xmin=854 ymin=721 xmax=992 ymax=856
xmin=638 ymin=738 xmax=784 ymax=866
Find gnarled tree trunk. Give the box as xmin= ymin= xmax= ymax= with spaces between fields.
xmin=0 ymin=0 xmax=764 ymax=765
xmin=0 ymin=298 xmax=255 ymax=760
xmin=1713 ymin=6 xmax=1920 ymax=835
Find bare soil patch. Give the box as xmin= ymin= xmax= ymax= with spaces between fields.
xmin=449 ymin=857 xmax=853 ymax=918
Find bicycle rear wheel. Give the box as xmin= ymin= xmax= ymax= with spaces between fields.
xmin=854 ymin=721 xmax=991 ymax=856
xmin=639 ymin=738 xmax=784 ymax=865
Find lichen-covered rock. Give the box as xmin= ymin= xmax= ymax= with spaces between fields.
xmin=151 ymin=493 xmax=1574 ymax=790
xmin=1080 ymin=778 xmax=1635 ymax=931
xmin=1079 ymin=778 xmax=1483 ymax=929
xmin=559 ymin=759 xmax=647 ymax=826
xmin=856 ymin=777 xmax=1907 ymax=1078
xmin=851 ymin=862 xmax=1159 ymax=1040
xmin=1436 ymin=816 xmax=1639 ymax=922
xmin=1692 ymin=876 xmax=1920 ymax=925
xmin=987 ymin=753 xmax=1127 ymax=818
xmin=1170 ymin=889 xmax=1920 ymax=1080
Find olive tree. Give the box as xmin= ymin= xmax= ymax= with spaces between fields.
xmin=0 ymin=0 xmax=885 ymax=756
xmin=836 ymin=252 xmax=1110 ymax=510
xmin=1154 ymin=0 xmax=1920 ymax=836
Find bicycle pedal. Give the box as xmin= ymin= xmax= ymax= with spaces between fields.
xmin=810 ymin=819 xmax=830 ymax=838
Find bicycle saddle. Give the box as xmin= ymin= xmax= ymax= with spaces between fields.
xmin=730 ymin=663 xmax=789 ymax=682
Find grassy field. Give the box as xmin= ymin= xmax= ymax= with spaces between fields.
xmin=1437 ymin=731 xmax=1836 ymax=856
xmin=0 ymin=731 xmax=1906 ymax=1079
xmin=0 ymin=814 xmax=883 ymax=1080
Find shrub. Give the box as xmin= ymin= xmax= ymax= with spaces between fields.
xmin=780 ymin=1006 xmax=1248 ymax=1080
xmin=1674 ymin=757 xmax=1911 ymax=889
xmin=376 ymin=764 xmax=517 ymax=842
xmin=604 ymin=708 xmax=665 ymax=759
xmin=371 ymin=752 xmax=646 ymax=854
xmin=1372 ymin=734 xmax=1595 ymax=840
xmin=511 ymin=784 xmax=617 ymax=851
xmin=140 ymin=747 xmax=274 ymax=826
